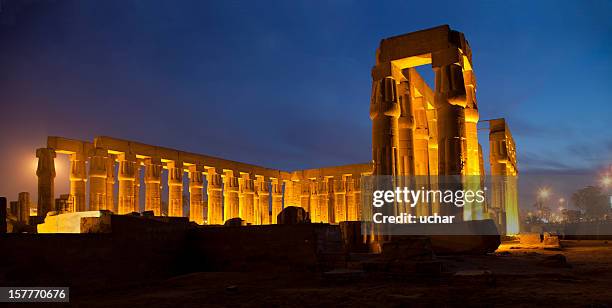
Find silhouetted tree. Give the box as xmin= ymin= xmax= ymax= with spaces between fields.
xmin=571 ymin=186 xmax=608 ymax=219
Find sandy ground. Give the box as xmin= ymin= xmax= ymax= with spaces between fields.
xmin=35 ymin=240 xmax=612 ymax=307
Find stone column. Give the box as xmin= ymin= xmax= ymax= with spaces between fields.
xmin=461 ymin=69 xmax=479 ymax=175
xmin=144 ymin=157 xmax=162 ymax=215
xmin=256 ymin=176 xmax=270 ymax=225
xmin=426 ymin=108 xmax=439 ymax=176
xmin=0 ymin=197 xmax=6 ymax=233
xmin=88 ymin=148 xmax=108 ymax=211
xmin=189 ymin=165 xmax=205 ymax=224
xmin=300 ymin=179 xmax=311 ymax=213
xmin=433 ymin=62 xmax=466 ymax=176
xmin=223 ymin=170 xmax=240 ymax=222
xmin=333 ymin=177 xmax=347 ymax=223
xmin=316 ymin=178 xmax=330 ymax=223
xmin=284 ymin=180 xmax=301 ymax=208
xmin=206 ymin=168 xmax=223 ymax=224
xmin=133 ymin=161 xmax=142 ymax=212
xmin=69 ymin=152 xmax=87 ymax=212
xmin=105 ymin=155 xmax=116 ymax=212
xmin=271 ymin=179 xmax=283 ymax=224
xmin=411 ymin=94 xmax=432 ymax=217
xmin=370 ymin=73 xmax=401 ymax=176
xmin=36 ymin=148 xmax=56 ymax=218
xmin=167 ymin=161 xmax=184 ymax=217
xmin=433 ymin=51 xmax=467 ymax=218
xmin=310 ymin=180 xmax=319 ymax=222
xmin=17 ymin=192 xmax=30 ymax=224
xmin=239 ymin=174 xmax=255 ymax=224
xmin=346 ymin=176 xmax=358 ymax=221
xmin=117 ymin=153 xmax=137 ymax=214
xmin=397 ymin=79 xmax=416 ymax=177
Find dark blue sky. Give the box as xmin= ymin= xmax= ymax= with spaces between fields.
xmin=1 ymin=0 xmax=611 ymax=199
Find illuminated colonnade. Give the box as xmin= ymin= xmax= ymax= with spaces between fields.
xmin=34 ymin=26 xmax=518 ymax=229
xmin=35 ymin=136 xmax=371 ymax=225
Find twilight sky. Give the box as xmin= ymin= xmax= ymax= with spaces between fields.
xmin=0 ymin=0 xmax=611 ymax=201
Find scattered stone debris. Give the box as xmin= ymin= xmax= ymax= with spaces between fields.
xmin=519 ymin=233 xmax=541 ymax=245
xmin=277 ymin=206 xmax=309 ymax=225
xmin=224 ymin=218 xmax=245 ymax=227
xmin=543 ymin=232 xmax=561 ymax=249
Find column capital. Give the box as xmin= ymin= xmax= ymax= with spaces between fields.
xmin=89 ymin=148 xmax=108 ymax=178
xmin=189 ymin=165 xmax=204 ymax=187
xmin=118 ymin=152 xmax=137 ymax=162
xmin=36 ymin=148 xmax=56 ymax=177
xmin=167 ymin=161 xmax=183 ymax=186
xmin=223 ymin=175 xmax=239 ymax=192
xmin=206 ymin=172 xmax=223 ymax=190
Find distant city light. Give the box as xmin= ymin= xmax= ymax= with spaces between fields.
xmin=601 ymin=175 xmax=611 ymax=187
xmin=538 ymin=188 xmax=550 ymax=199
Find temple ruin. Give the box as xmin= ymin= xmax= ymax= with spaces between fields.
xmin=34 ymin=25 xmax=519 ymax=234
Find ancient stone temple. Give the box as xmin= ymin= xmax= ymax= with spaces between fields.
xmin=35 ymin=136 xmax=371 ymax=225
xmin=34 ymin=25 xmax=518 ymax=233
xmin=370 ymin=25 xmax=484 ymax=221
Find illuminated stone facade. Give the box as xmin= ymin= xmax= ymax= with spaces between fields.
xmin=35 ymin=136 xmax=371 ymax=225
xmin=370 ymin=25 xmax=482 ymax=220
xmin=34 ymin=25 xmax=517 ymax=229
xmin=489 ymin=118 xmax=519 ymax=235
